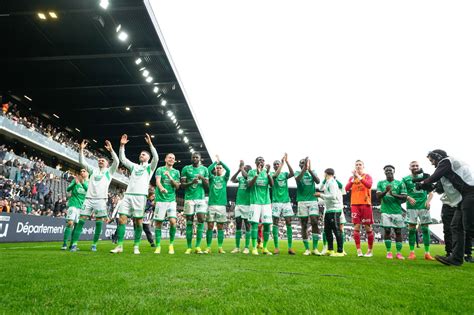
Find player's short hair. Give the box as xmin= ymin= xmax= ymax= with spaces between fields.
xmin=141 ymin=150 xmax=151 ymax=157
xmin=255 ymin=156 xmax=264 ymax=163
xmin=165 ymin=153 xmax=175 ymax=158
xmin=273 ymin=160 xmax=281 ymax=165
xmin=324 ymin=168 xmax=335 ymax=176
xmin=192 ymin=152 xmax=201 ymax=158
xmin=383 ymin=165 xmax=395 ymax=171
xmin=355 ymin=160 xmax=364 ymax=164
xmin=98 ymin=156 xmax=110 ymax=164
xmin=409 ymin=161 xmax=418 ymax=165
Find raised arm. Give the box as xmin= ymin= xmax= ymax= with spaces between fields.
xmin=66 ymin=179 xmax=76 ymax=192
xmin=231 ymin=160 xmax=244 ymax=183
xmin=360 ymin=174 xmax=372 ymax=189
xmin=286 ymin=154 xmax=295 ymax=178
xmin=272 ymin=156 xmax=285 ymax=178
xmin=118 ymin=134 xmax=135 ymax=171
xmin=266 ymin=164 xmax=274 ymax=187
xmin=105 ymin=140 xmax=119 ymax=175
xmin=78 ymin=140 xmax=94 ymax=174
xmin=145 ymin=133 xmax=159 ymax=172
xmin=221 ymin=161 xmax=231 ymax=182
xmin=247 ymin=169 xmax=258 ymax=188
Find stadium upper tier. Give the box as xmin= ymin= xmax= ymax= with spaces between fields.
xmin=1 ymin=115 xmax=129 ymax=185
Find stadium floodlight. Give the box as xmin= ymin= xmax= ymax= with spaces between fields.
xmin=146 ymin=76 xmax=153 ymax=83
xmin=151 ymin=135 xmax=155 ymax=138
xmin=153 ymin=86 xmax=159 ymax=93
xmin=139 ymin=67 xmax=145 ymax=71
xmin=135 ymin=58 xmax=142 ymax=65
xmin=142 ymin=70 xmax=149 ymax=77
xmin=190 ymin=148 xmax=194 ymax=153
xmin=161 ymin=99 xmax=167 ymax=106
xmin=75 ymin=128 xmax=81 ymax=132
xmin=145 ymin=122 xmax=150 ymax=126
xmin=116 ymin=24 xmax=121 ymax=32
xmin=125 ymin=107 xmax=130 ymax=111
xmin=53 ymin=114 xmax=60 ymax=118
xmin=99 ymin=0 xmax=109 ymax=9
xmin=118 ymin=31 xmax=128 ymax=42
xmin=92 ymin=139 xmax=98 ymax=143
xmin=49 ymin=12 xmax=57 ymax=19
xmin=24 ymin=95 xmax=32 ymax=101
xmin=183 ymin=137 xmax=189 ymax=143
xmin=167 ymin=111 xmax=173 ymax=117
xmin=38 ymin=13 xmax=46 ymax=20
xmin=172 ymin=118 xmax=177 ymax=124
xmin=178 ymin=129 xmax=183 ymax=134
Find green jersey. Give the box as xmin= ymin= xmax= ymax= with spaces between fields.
xmin=295 ymin=170 xmax=318 ymax=202
xmin=247 ymin=169 xmax=271 ymax=205
xmin=155 ymin=167 xmax=180 ymax=202
xmin=377 ymin=179 xmax=407 ymax=214
xmin=236 ymin=176 xmax=250 ymax=206
xmin=67 ymin=180 xmax=88 ymax=208
xmin=402 ymin=174 xmax=429 ymax=210
xmin=181 ymin=164 xmax=209 ymax=200
xmin=270 ymin=171 xmax=290 ymax=203
xmin=208 ymin=162 xmax=230 ymax=206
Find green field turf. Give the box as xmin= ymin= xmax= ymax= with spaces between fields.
xmin=1 ymin=240 xmax=473 ymax=314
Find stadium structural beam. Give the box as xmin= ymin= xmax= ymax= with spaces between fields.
xmin=2 ymin=51 xmax=166 ymax=62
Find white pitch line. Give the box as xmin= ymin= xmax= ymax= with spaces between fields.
xmin=0 ymin=245 xmax=59 ymax=250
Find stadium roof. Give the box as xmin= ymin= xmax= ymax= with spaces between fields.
xmin=0 ymin=0 xmax=210 ymax=166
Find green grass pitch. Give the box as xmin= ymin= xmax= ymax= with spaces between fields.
xmin=1 ymin=240 xmax=473 ymax=314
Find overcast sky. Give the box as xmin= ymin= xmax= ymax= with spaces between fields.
xmin=148 ymin=0 xmax=474 ymax=219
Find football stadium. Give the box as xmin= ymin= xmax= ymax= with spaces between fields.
xmin=1 ymin=1 xmax=473 ymax=314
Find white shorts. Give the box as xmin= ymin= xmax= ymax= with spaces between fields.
xmin=184 ymin=200 xmax=208 ymax=216
xmin=381 ymin=213 xmax=405 ymax=229
xmin=154 ymin=202 xmax=177 ymax=221
xmin=272 ymin=202 xmax=294 ymax=218
xmin=297 ymin=201 xmax=320 ymax=217
xmin=66 ymin=207 xmax=81 ymax=223
xmin=249 ymin=204 xmax=272 ymax=224
xmin=405 ymin=209 xmax=432 ymax=225
xmin=207 ymin=205 xmax=227 ymax=223
xmin=235 ymin=205 xmax=250 ymax=220
xmin=118 ymin=194 xmax=147 ymax=218
xmin=80 ymin=198 xmax=108 ymax=218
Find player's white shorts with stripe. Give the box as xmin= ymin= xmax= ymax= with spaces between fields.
xmin=80 ymin=198 xmax=108 ymax=218
xmin=207 ymin=205 xmax=227 ymax=223
xmin=118 ymin=194 xmax=147 ymax=218
xmin=183 ymin=199 xmax=208 ymax=215
xmin=234 ymin=205 xmax=250 ymax=219
xmin=405 ymin=209 xmax=432 ymax=225
xmin=154 ymin=201 xmax=177 ymax=221
xmin=297 ymin=201 xmax=320 ymax=217
xmin=272 ymin=202 xmax=294 ymax=218
xmin=381 ymin=213 xmax=405 ymax=229
xmin=249 ymin=204 xmax=272 ymax=224
xmin=66 ymin=207 xmax=81 ymax=223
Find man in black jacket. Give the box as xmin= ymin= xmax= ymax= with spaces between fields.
xmin=419 ymin=150 xmax=474 ymax=266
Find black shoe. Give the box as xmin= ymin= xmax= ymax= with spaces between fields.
xmin=464 ymin=255 xmax=474 ymax=263
xmin=150 ymin=243 xmax=156 ymax=248
xmin=435 ymin=255 xmax=462 ymax=266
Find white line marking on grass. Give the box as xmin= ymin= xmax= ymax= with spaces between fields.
xmin=0 ymin=245 xmax=59 ymax=250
